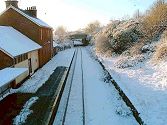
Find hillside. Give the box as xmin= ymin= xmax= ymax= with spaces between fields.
xmin=92 ymin=1 xmax=167 ymax=124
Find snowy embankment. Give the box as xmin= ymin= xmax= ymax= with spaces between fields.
xmin=14 ymin=48 xmax=75 ymax=93
xmin=93 ymin=45 xmax=167 ymax=125
xmin=82 ymin=48 xmax=137 ymax=125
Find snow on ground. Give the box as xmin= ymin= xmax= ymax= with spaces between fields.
xmin=63 ymin=48 xmax=83 ymax=125
xmin=13 ymin=97 xmax=39 ymax=125
xmin=94 ymin=46 xmax=167 ymax=125
xmin=53 ymin=48 xmax=83 ymax=125
xmin=14 ymin=48 xmax=75 ymax=93
xmin=82 ymin=48 xmax=137 ymax=125
xmin=54 ymin=47 xmax=137 ymax=125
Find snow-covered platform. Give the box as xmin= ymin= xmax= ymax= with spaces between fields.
xmin=0 ymin=49 xmax=76 ymax=124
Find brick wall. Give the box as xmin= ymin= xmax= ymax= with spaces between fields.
xmin=0 ymin=50 xmax=13 ymax=69
xmin=0 ymin=8 xmax=53 ymax=67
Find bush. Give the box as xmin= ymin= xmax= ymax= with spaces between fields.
xmin=153 ymin=42 xmax=167 ymax=61
xmin=95 ymin=33 xmax=113 ymax=57
xmin=95 ymin=20 xmax=143 ymax=55
xmin=141 ymin=0 xmax=167 ymax=39
xmin=129 ymin=40 xmax=145 ymax=55
xmin=111 ymin=28 xmax=141 ymax=54
xmin=110 ymin=21 xmax=143 ymax=54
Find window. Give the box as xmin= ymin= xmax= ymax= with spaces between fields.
xmin=14 ymin=53 xmax=28 ymax=64
xmin=18 ymin=55 xmax=21 ymax=62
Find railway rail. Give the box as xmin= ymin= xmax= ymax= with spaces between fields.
xmin=51 ymin=47 xmax=141 ymax=125
xmin=61 ymin=48 xmax=85 ymax=125
xmin=61 ymin=48 xmax=78 ymax=125
xmin=80 ymin=48 xmax=85 ymax=125
xmin=47 ymin=49 xmax=77 ymax=125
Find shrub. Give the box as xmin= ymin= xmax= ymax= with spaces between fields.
xmin=111 ymin=26 xmax=142 ymax=54
xmin=95 ymin=33 xmax=113 ymax=57
xmin=153 ymin=42 xmax=167 ymax=61
xmin=141 ymin=0 xmax=167 ymax=39
xmin=129 ymin=40 xmax=145 ymax=55
xmin=95 ymin=20 xmax=143 ymax=55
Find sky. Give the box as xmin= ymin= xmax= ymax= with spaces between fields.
xmin=0 ymin=0 xmax=156 ymax=31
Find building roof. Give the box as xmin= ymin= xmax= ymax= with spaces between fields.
xmin=0 ymin=5 xmax=52 ymax=28
xmin=0 ymin=68 xmax=28 ymax=88
xmin=0 ymin=26 xmax=41 ymax=57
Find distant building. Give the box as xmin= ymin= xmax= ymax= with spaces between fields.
xmin=0 ymin=0 xmax=53 ymax=67
xmin=0 ymin=26 xmax=41 ymax=85
xmin=69 ymin=33 xmax=89 ymax=45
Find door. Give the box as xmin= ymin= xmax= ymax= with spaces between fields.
xmin=28 ymin=58 xmax=32 ymax=75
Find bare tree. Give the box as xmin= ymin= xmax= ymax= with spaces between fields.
xmin=141 ymin=0 xmax=167 ymax=38
xmin=84 ymin=21 xmax=101 ymax=35
xmin=54 ymin=26 xmax=67 ymax=42
xmin=121 ymin=14 xmax=130 ymax=21
xmin=153 ymin=0 xmax=165 ymax=8
xmin=95 ymin=33 xmax=113 ymax=56
xmin=133 ymin=9 xmax=142 ymax=19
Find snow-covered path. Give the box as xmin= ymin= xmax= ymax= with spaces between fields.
xmin=54 ymin=47 xmax=138 ymax=125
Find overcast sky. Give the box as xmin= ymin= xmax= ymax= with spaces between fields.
xmin=0 ymin=0 xmax=156 ymax=31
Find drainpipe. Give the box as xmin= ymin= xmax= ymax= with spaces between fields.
xmin=12 ymin=57 xmax=15 ymax=68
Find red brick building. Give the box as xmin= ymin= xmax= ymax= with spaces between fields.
xmin=0 ymin=26 xmax=41 ymax=85
xmin=0 ymin=0 xmax=53 ymax=67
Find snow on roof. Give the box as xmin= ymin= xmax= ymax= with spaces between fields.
xmin=0 ymin=5 xmax=52 ymax=28
xmin=0 ymin=26 xmax=41 ymax=57
xmin=0 ymin=68 xmax=28 ymax=87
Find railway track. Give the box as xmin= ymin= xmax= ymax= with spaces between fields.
xmin=47 ymin=49 xmax=77 ymax=125
xmin=61 ymin=48 xmax=85 ymax=125
xmin=53 ymin=47 xmax=140 ymax=125
xmin=80 ymin=48 xmax=85 ymax=125
xmin=61 ymin=48 xmax=78 ymax=125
